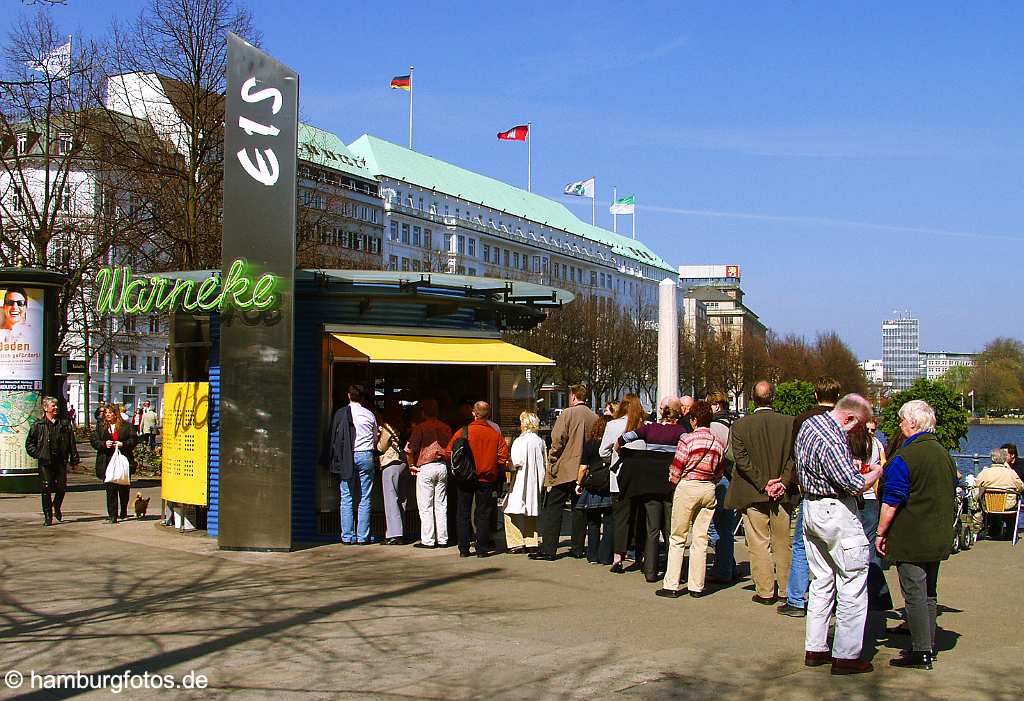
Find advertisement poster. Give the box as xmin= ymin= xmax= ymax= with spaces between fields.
xmin=0 ymin=286 xmax=44 ymax=470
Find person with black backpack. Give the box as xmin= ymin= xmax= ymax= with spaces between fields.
xmin=445 ymin=401 xmax=510 ymax=558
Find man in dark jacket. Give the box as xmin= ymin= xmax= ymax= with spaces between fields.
xmin=877 ymin=400 xmax=956 ymax=671
xmin=25 ymin=396 xmax=80 ymax=526
xmin=725 ymin=380 xmax=796 ymax=604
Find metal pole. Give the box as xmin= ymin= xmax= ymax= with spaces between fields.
xmin=612 ymin=185 xmax=617 ymax=233
xmin=632 ymin=195 xmax=636 ymax=240
xmin=527 ymin=121 xmax=532 ymax=192
xmin=408 ymin=66 xmax=414 ymax=149
xmin=591 ymin=177 xmax=595 ymax=225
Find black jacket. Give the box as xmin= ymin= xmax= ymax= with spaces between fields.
xmin=25 ymin=417 xmax=79 ymax=468
xmin=90 ymin=422 xmax=138 ymax=481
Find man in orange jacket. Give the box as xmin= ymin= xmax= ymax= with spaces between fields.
xmin=447 ymin=401 xmax=509 ymax=558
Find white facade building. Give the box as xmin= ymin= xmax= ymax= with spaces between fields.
xmin=347 ymin=135 xmax=676 ymax=306
xmin=859 ymin=359 xmax=884 ymax=385
xmin=882 ymin=315 xmax=920 ymax=391
xmin=919 ymin=351 xmax=975 ymax=381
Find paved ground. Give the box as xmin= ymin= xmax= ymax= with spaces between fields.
xmin=0 ymin=478 xmax=1021 ymax=700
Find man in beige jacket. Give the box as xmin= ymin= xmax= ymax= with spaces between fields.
xmin=530 ymin=385 xmax=597 ymax=561
xmin=975 ymin=447 xmax=1024 ymax=539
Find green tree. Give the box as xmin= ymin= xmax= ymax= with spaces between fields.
xmin=773 ymin=380 xmax=816 ymax=416
xmin=879 ymin=379 xmax=970 ymax=451
xmin=937 ymin=364 xmax=973 ymax=397
xmin=972 ymin=338 xmax=1024 ymax=413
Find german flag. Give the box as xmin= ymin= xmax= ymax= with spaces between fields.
xmin=390 ymin=75 xmax=411 ymax=91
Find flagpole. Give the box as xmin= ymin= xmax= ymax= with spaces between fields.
xmin=408 ymin=66 xmax=414 ymax=149
xmin=613 ymin=185 xmax=618 ymax=233
xmin=527 ymin=121 xmax=532 ymax=192
xmin=632 ymin=194 xmax=637 ymax=240
xmin=591 ymin=177 xmax=595 ymax=225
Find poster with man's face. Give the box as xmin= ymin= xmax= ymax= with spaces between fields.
xmin=0 ymin=286 xmax=43 ymax=386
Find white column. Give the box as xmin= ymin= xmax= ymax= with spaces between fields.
xmin=657 ymin=277 xmax=679 ymax=403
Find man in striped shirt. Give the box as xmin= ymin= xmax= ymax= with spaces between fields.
xmin=794 ymin=394 xmax=883 ymax=675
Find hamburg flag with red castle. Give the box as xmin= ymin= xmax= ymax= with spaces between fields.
xmin=497 ymin=124 xmax=529 ymax=141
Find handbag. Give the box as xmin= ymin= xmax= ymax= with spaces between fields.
xmin=581 ymin=458 xmax=611 ymax=492
xmin=104 ymin=445 xmax=131 ymax=485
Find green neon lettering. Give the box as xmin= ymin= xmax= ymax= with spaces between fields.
xmin=95 ymin=266 xmax=130 ymax=314
xmin=140 ymin=277 xmax=167 ymax=313
xmin=195 ymin=276 xmax=221 ymax=311
xmin=249 ymin=274 xmax=277 ymax=310
xmin=93 ymin=259 xmax=280 ymax=315
xmin=219 ymin=258 xmax=251 ymax=310
xmin=165 ymin=279 xmax=196 ymax=311
xmin=95 ymin=267 xmax=114 ymax=314
xmin=122 ymin=278 xmax=149 ymax=313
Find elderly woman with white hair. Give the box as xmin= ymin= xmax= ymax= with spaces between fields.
xmin=503 ymin=411 xmax=547 ymax=553
xmin=876 ymin=399 xmax=957 ymax=670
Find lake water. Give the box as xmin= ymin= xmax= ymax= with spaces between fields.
xmin=878 ymin=424 xmax=1024 ymax=475
xmin=954 ymin=424 xmax=1024 ymax=475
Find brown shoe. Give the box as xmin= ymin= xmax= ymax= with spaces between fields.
xmin=804 ymin=651 xmax=833 ymax=667
xmin=831 ymin=658 xmax=873 ymax=675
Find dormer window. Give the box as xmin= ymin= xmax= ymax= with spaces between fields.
xmin=57 ymin=132 xmax=73 ymax=155
xmin=16 ymin=134 xmax=28 ymax=155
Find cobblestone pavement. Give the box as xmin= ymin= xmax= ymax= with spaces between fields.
xmin=0 ymin=480 xmax=1021 ymax=700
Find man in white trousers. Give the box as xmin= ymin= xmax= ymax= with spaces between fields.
xmin=793 ymin=394 xmax=882 ymax=675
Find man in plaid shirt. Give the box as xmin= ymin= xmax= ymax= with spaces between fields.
xmin=794 ymin=394 xmax=883 ymax=675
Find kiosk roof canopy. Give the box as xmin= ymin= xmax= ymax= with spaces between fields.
xmin=331 ymin=333 xmax=555 ymax=366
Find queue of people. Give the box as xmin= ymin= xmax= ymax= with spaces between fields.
xmin=24 ymin=377 xmax=991 ymax=674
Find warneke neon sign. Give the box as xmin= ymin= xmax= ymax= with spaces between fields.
xmin=95 ymin=259 xmax=279 ymax=315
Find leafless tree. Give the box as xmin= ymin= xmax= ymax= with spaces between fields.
xmin=90 ymin=0 xmax=260 ymax=270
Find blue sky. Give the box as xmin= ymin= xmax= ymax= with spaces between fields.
xmin=26 ymin=1 xmax=1024 ymax=358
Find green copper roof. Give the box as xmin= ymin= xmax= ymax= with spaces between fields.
xmin=298 ymin=123 xmax=376 ymax=182
xmin=347 ymin=134 xmax=675 ymax=275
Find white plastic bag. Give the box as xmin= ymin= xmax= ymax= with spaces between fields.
xmin=104 ymin=445 xmax=131 ymax=485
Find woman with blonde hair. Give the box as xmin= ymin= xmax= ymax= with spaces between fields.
xmin=91 ymin=403 xmax=138 ymax=523
xmin=600 ymin=394 xmax=649 ymax=573
xmin=503 ymin=411 xmax=547 ymax=553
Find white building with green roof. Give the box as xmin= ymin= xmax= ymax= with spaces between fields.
xmin=347 ymin=134 xmax=677 ymax=308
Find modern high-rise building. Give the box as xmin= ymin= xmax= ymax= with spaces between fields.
xmin=881 ymin=315 xmax=921 ymax=391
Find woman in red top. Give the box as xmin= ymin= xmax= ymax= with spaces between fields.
xmin=91 ymin=404 xmax=138 ymax=523
xmin=657 ymin=400 xmax=725 ymax=598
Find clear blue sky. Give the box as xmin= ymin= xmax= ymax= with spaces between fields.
xmin=26 ymin=0 xmax=1024 ymax=359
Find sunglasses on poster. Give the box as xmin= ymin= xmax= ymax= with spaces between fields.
xmin=3 ymin=299 xmax=26 ymax=307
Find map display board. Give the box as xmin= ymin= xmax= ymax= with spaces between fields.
xmin=0 ymin=286 xmax=44 ymax=470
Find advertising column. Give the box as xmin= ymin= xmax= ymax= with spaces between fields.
xmin=0 ymin=270 xmax=64 ymax=493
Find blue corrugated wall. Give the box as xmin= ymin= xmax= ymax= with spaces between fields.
xmin=207 ymin=313 xmax=221 ymax=537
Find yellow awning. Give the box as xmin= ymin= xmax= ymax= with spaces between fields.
xmin=330 ymin=333 xmax=555 ymax=366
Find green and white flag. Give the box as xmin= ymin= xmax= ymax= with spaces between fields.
xmin=609 ymin=194 xmax=635 ymax=215
xmin=563 ymin=177 xmax=595 ymax=198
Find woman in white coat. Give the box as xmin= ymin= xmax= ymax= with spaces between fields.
xmin=504 ymin=411 xmax=547 ymax=553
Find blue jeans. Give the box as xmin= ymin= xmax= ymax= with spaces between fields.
xmin=710 ymin=476 xmax=737 ymax=579
xmin=341 ymin=451 xmax=375 ymax=543
xmin=786 ymin=500 xmax=809 ymax=608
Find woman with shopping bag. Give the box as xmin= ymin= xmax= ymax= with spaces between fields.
xmin=91 ymin=404 xmax=138 ymax=523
